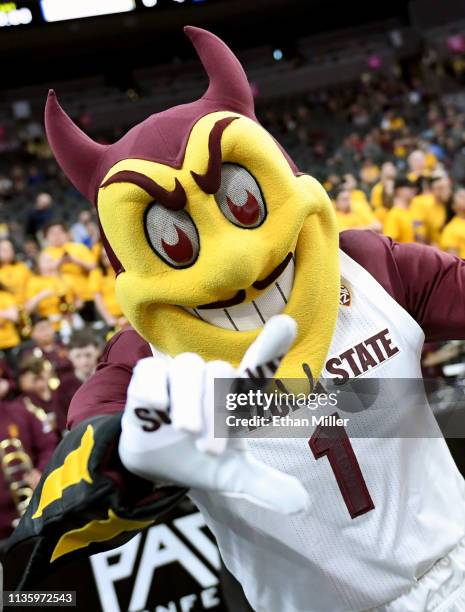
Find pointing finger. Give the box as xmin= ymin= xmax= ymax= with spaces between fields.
xmin=238 ymin=314 xmax=297 ymax=378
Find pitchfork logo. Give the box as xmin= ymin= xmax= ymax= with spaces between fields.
xmin=340 ymin=284 xmax=351 ymax=307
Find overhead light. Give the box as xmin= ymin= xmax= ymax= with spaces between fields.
xmin=273 ymin=48 xmax=283 ymax=61
xmin=41 ymin=0 xmax=135 ymax=22
xmin=0 ymin=7 xmax=32 ymax=27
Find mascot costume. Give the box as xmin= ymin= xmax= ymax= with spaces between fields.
xmin=6 ymin=26 xmax=465 ymax=612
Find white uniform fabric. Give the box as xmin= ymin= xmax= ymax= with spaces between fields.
xmin=187 ymin=250 xmax=465 ymax=611
xmin=381 ymin=536 xmax=465 ymax=612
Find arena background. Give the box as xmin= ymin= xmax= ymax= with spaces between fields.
xmin=1 ymin=1 xmax=465 ymax=610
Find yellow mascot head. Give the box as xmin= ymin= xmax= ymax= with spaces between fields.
xmin=45 ymin=26 xmax=340 ymax=380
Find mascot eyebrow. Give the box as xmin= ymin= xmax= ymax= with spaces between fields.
xmin=100 ymin=116 xmax=238 ymax=208
xmin=191 ymin=115 xmax=237 ymax=193
xmin=100 ymin=172 xmax=187 ymax=210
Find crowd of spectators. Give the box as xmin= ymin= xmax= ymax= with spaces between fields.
xmin=260 ymin=64 xmax=465 ymax=255
xmin=0 ymin=184 xmax=124 ymax=538
xmin=1 ymin=44 xmax=465 ymax=538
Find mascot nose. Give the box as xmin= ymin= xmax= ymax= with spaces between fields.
xmin=205 ymin=236 xmax=268 ymax=290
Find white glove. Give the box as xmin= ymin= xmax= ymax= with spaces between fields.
xmin=119 ymin=315 xmax=310 ymax=515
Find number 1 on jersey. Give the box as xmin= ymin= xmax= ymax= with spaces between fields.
xmin=309 ymin=412 xmax=375 ymax=519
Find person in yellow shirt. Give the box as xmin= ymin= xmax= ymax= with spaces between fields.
xmin=0 ymin=240 xmax=31 ymax=305
xmin=89 ymin=250 xmax=125 ymax=328
xmin=0 ymin=285 xmax=20 ymax=352
xmin=428 ymin=176 xmax=451 ymax=245
xmin=383 ymin=177 xmax=418 ymax=243
xmin=86 ymin=219 xmax=103 ymax=261
xmin=334 ymin=189 xmax=371 ymax=232
xmin=441 ymin=188 xmax=465 ymax=258
xmin=410 ymin=176 xmax=451 ymax=245
xmin=370 ymin=161 xmax=397 ymax=223
xmin=409 ymin=192 xmax=432 ymax=243
xmin=359 ymin=160 xmax=380 ymax=186
xmin=25 ymin=252 xmax=77 ymax=327
xmin=342 ymin=174 xmax=381 ymax=232
xmin=407 ymin=148 xmax=436 ymax=195
xmin=41 ymin=221 xmax=96 ymax=321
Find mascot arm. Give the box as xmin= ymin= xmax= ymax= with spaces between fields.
xmin=340 ymin=230 xmax=465 ymax=342
xmin=390 ymin=239 xmax=465 ymax=342
xmin=5 ymin=330 xmax=186 ymax=589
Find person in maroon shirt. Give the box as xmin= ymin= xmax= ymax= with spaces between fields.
xmin=0 ymin=399 xmax=58 ymax=541
xmin=0 ymin=357 xmax=17 ymax=400
xmin=53 ymin=330 xmax=102 ymax=432
xmin=16 ymin=318 xmax=73 ymax=380
xmin=13 ymin=355 xmax=71 ymax=434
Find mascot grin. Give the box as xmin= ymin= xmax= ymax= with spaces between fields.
xmin=45 ymin=26 xmax=340 ymax=381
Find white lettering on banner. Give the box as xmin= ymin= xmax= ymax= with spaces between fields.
xmin=154 ymin=590 xmax=220 ymax=612
xmin=180 ymin=593 xmax=197 ymax=612
xmin=129 ymin=525 xmax=218 ymax=612
xmin=156 ymin=604 xmax=177 ymax=612
xmin=173 ymin=514 xmax=221 ymax=570
xmin=90 ymin=513 xmax=220 ymax=612
xmin=90 ymin=533 xmax=141 ymax=612
xmin=201 ymin=587 xmax=221 ymax=608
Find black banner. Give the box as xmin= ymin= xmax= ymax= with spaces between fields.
xmin=3 ymin=500 xmax=227 ymax=612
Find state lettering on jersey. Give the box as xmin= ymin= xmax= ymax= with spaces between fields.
xmin=325 ymin=328 xmax=400 ymax=382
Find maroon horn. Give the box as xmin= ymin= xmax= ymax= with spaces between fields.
xmin=184 ymin=26 xmax=255 ymax=119
xmin=45 ymin=90 xmax=108 ymax=203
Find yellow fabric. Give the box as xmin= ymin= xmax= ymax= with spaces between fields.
xmin=410 ymin=193 xmax=431 ymax=222
xmin=370 ymin=183 xmax=391 ymax=223
xmin=425 ymin=152 xmax=437 ymax=171
xmin=428 ymin=202 xmax=447 ymax=245
xmin=335 ymin=211 xmax=365 ymax=232
xmin=441 ymin=216 xmax=465 ymax=258
xmin=43 ymin=242 xmax=95 ymax=300
xmin=0 ymin=262 xmax=31 ymax=305
xmin=360 ymin=164 xmax=379 ymax=185
xmin=51 ymin=509 xmax=153 ymax=562
xmin=407 ymin=169 xmax=432 ymax=183
xmin=370 ymin=182 xmax=384 ymax=209
xmin=0 ymin=290 xmax=19 ymax=349
xmin=410 ymin=194 xmax=446 ymax=244
xmin=375 ymin=206 xmax=389 ymax=224
xmin=92 ymin=242 xmax=102 ymax=261
xmin=89 ymin=268 xmax=122 ymax=317
xmin=350 ymin=191 xmax=375 ymax=225
xmin=32 ymin=425 xmax=94 ymax=519
xmin=98 ymin=112 xmax=340 ymax=382
xmin=26 ymin=275 xmax=74 ymax=318
xmin=389 ymin=116 xmax=405 ymax=131
xmin=383 ymin=207 xmax=415 ymax=243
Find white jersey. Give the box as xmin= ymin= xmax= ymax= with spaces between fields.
xmin=189 ymin=250 xmax=465 ymax=612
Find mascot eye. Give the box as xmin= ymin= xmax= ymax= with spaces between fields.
xmin=215 ymin=163 xmax=266 ymax=228
xmin=145 ymin=204 xmax=199 ymax=268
